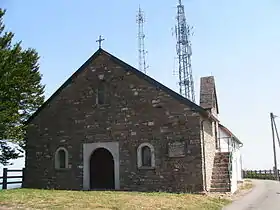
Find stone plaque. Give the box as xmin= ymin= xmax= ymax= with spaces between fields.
xmin=168 ymin=142 xmax=185 ymax=157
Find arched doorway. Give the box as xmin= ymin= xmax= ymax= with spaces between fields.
xmin=90 ymin=148 xmax=115 ymax=190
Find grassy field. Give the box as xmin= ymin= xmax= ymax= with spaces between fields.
xmin=0 ymin=189 xmax=231 ymax=210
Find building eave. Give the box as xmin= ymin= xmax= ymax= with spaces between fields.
xmin=219 ymin=123 xmax=242 ymax=145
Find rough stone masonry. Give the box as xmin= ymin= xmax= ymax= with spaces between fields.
xmin=23 ymin=49 xmax=218 ymax=193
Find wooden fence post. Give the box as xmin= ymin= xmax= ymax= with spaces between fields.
xmin=22 ymin=168 xmax=25 ymax=188
xmin=2 ymin=168 xmax=8 ymax=189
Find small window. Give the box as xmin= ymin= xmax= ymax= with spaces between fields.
xmin=137 ymin=143 xmax=155 ymax=169
xmin=96 ymin=84 xmax=105 ymax=105
xmin=58 ymin=150 xmax=66 ymax=168
xmin=55 ymin=147 xmax=68 ymax=169
xmin=142 ymin=146 xmax=152 ymax=167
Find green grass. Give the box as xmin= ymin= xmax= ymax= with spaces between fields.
xmin=0 ymin=189 xmax=231 ymax=210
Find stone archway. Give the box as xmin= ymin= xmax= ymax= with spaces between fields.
xmin=90 ymin=147 xmax=115 ymax=190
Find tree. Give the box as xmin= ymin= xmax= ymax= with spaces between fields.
xmin=0 ymin=9 xmax=45 ymax=165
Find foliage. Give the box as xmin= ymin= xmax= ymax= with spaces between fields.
xmin=243 ymin=170 xmax=277 ymax=180
xmin=0 ymin=8 xmax=45 ymax=165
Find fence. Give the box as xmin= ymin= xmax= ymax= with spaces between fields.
xmin=0 ymin=168 xmax=24 ymax=189
xmin=243 ymin=169 xmax=280 ymax=180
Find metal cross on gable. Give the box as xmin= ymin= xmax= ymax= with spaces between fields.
xmin=96 ymin=35 xmax=105 ymax=48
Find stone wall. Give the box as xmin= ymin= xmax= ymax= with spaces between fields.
xmin=24 ymin=51 xmax=205 ymax=193
xmin=200 ymin=76 xmax=218 ymax=112
xmin=201 ymin=119 xmax=217 ymax=191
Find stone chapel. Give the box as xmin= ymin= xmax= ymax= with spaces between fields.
xmin=23 ymin=48 xmax=227 ymax=193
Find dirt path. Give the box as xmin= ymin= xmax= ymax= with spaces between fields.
xmin=223 ymin=179 xmax=280 ymax=210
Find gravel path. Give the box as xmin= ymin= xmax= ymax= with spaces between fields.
xmin=223 ymin=179 xmax=280 ymax=210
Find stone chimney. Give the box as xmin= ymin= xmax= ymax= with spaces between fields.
xmin=200 ymin=76 xmax=219 ymax=115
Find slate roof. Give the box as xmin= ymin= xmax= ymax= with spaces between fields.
xmin=26 ymin=48 xmax=218 ymax=124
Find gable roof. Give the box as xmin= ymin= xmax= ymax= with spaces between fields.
xmin=219 ymin=123 xmax=243 ymax=145
xmin=26 ymin=48 xmax=218 ymax=124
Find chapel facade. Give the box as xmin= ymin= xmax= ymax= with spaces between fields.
xmin=23 ymin=48 xmax=221 ymax=193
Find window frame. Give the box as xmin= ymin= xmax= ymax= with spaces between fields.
xmin=137 ymin=143 xmax=155 ymax=169
xmin=54 ymin=147 xmax=69 ymax=170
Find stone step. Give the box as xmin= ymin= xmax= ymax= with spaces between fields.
xmin=214 ymin=158 xmax=229 ymax=162
xmin=210 ymin=188 xmax=231 ymax=193
xmin=211 ymin=182 xmax=231 ymax=188
xmin=212 ymin=182 xmax=231 ymax=186
xmin=212 ymin=167 xmax=230 ymax=170
xmin=212 ymin=179 xmax=230 ymax=182
xmin=214 ymin=154 xmax=230 ymax=157
xmin=214 ymin=161 xmax=229 ymax=165
xmin=211 ymin=182 xmax=230 ymax=186
xmin=213 ymin=163 xmax=229 ymax=167
xmin=212 ymin=172 xmax=229 ymax=176
xmin=211 ymin=179 xmax=230 ymax=184
xmin=213 ymin=166 xmax=229 ymax=170
xmin=215 ymin=152 xmax=230 ymax=156
xmin=212 ymin=169 xmax=230 ymax=174
xmin=212 ymin=174 xmax=230 ymax=179
xmin=211 ymin=183 xmax=230 ymax=187
xmin=212 ymin=170 xmax=229 ymax=174
xmin=212 ymin=171 xmax=230 ymax=176
xmin=214 ymin=155 xmax=229 ymax=160
xmin=215 ymin=153 xmax=230 ymax=156
xmin=212 ymin=175 xmax=230 ymax=179
xmin=214 ymin=162 xmax=229 ymax=165
xmin=212 ymin=166 xmax=230 ymax=170
xmin=214 ymin=157 xmax=229 ymax=160
xmin=212 ymin=166 xmax=229 ymax=170
xmin=214 ymin=158 xmax=230 ymax=161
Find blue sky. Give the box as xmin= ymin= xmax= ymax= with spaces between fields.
xmin=1 ymin=0 xmax=280 ymax=170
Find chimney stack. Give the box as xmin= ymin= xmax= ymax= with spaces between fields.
xmin=200 ymin=76 xmax=219 ymax=115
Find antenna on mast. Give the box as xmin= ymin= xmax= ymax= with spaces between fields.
xmin=136 ymin=5 xmax=149 ymax=74
xmin=173 ymin=0 xmax=195 ymax=102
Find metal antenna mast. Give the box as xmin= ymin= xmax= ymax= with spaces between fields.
xmin=174 ymin=0 xmax=195 ymax=102
xmin=136 ymin=6 xmax=148 ymax=73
